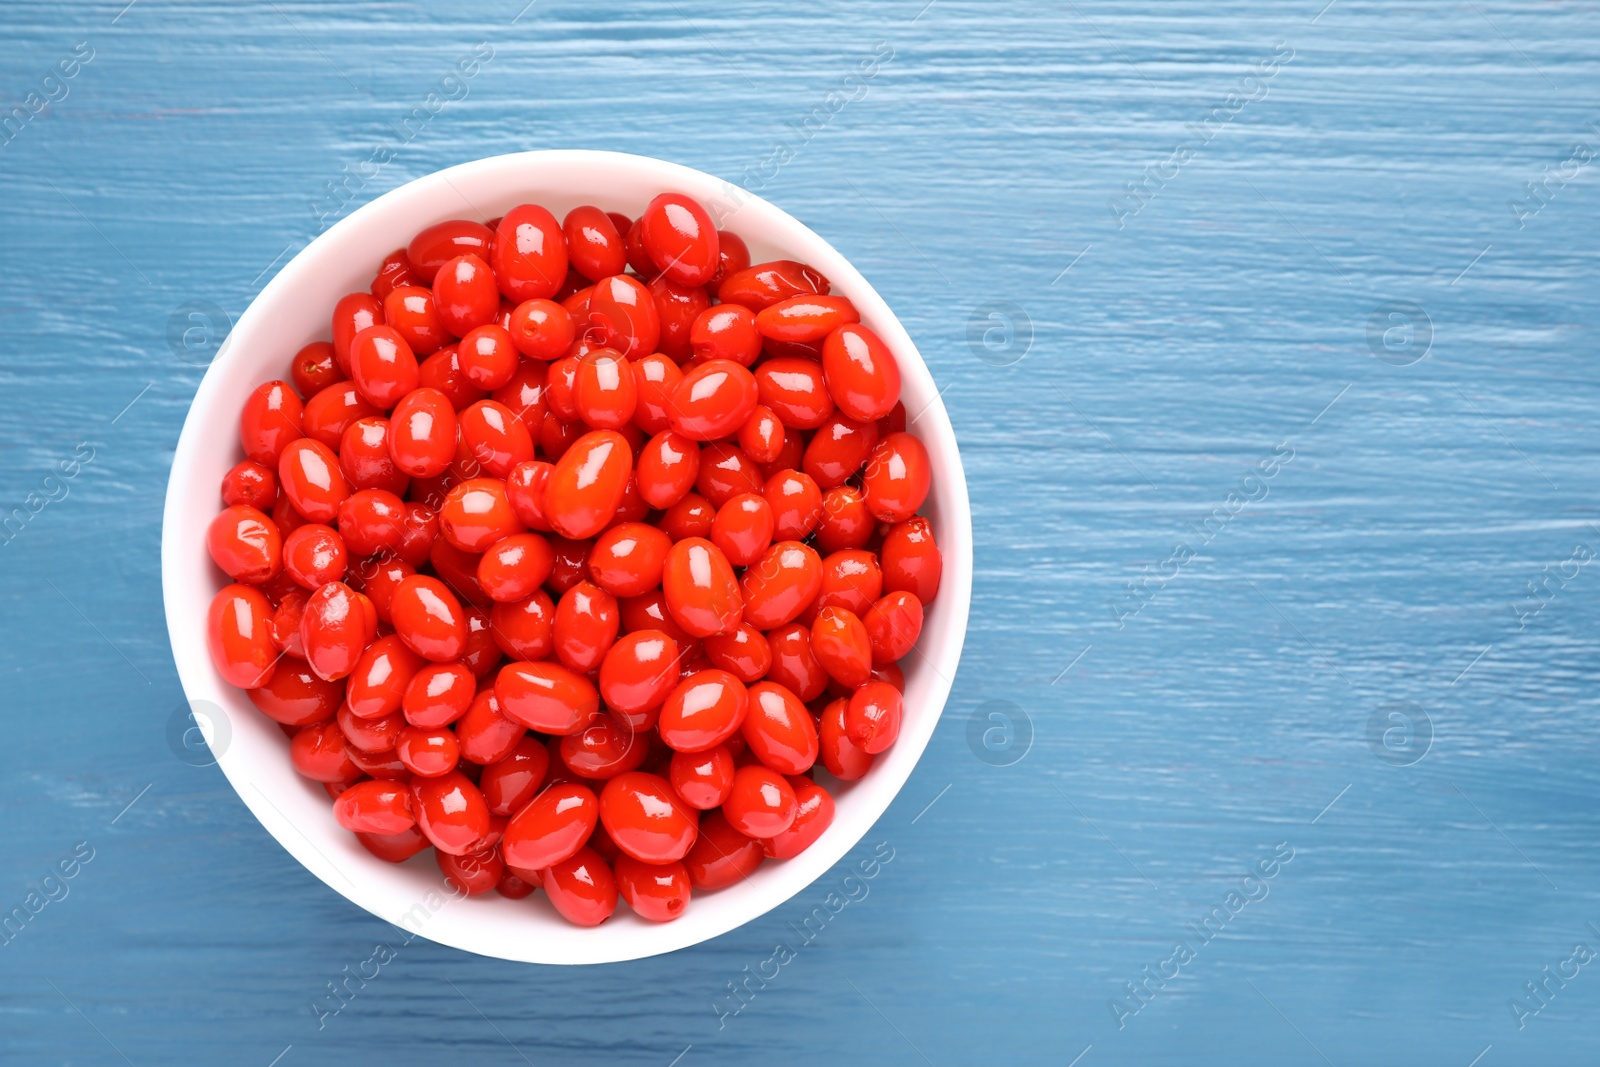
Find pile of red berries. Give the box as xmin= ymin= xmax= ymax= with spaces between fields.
xmin=204 ymin=191 xmax=942 ymax=926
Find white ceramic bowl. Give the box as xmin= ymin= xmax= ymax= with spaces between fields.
xmin=162 ymin=150 xmax=971 ymax=964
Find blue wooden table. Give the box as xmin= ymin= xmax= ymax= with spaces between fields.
xmin=3 ymin=1 xmax=1599 ymax=1063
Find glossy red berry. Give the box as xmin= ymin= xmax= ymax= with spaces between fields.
xmin=407 ymin=219 xmax=493 ymax=284
xmin=821 ymin=322 xmax=901 ymax=422
xmin=765 ymin=622 xmax=829 ymax=703
xmin=338 ymin=713 xmax=404 ymax=763
xmin=639 ymin=192 xmax=720 ymax=286
xmin=542 ymin=846 xmax=617 ymax=926
xmin=761 ymin=777 xmax=834 ymax=860
xmin=755 ymin=357 xmax=834 ymax=430
xmin=881 ymin=516 xmax=943 ymax=603
xmin=290 ymin=721 xmax=359 ymax=783
xmin=388 ymin=388 xmax=458 ymax=478
xmin=587 ymin=274 xmax=660 ymax=360
xmin=668 ymin=744 xmax=736 ymax=810
xmin=553 ymin=581 xmax=620 ymax=673
xmin=763 ymin=470 xmax=824 ymax=542
xmin=702 ymin=624 xmax=771 ymax=684
xmin=459 ymin=399 xmax=535 ymax=478
xmin=276 ymin=440 xmax=347 ymax=525
xmin=670 ymin=360 xmax=759 ymax=441
xmin=741 ymin=681 xmax=819 ymax=775
xmin=661 ymin=538 xmax=743 ymax=638
xmin=815 ymin=486 xmax=875 ymax=553
xmin=863 ymin=590 xmax=924 ymax=664
xmin=559 ymin=714 xmax=649 ymax=780
xmin=599 ymin=771 xmax=699 ymax=863
xmin=649 ymin=275 xmax=710 ymax=362
xmin=207 ymin=583 xmax=279 ymax=689
xmin=588 ymin=522 xmax=671 ymax=598
xmin=819 ymin=695 xmax=874 ymax=779
xmin=396 ymin=724 xmax=461 ymax=777
xmin=456 ymin=323 xmax=520 ymax=390
xmin=493 ymin=204 xmax=568 ymax=302
xmin=695 ymin=443 xmax=764 ymax=508
xmin=207 ymin=505 xmax=281 ymax=583
xmin=626 ymin=357 xmax=679 ymax=439
xmin=755 ymin=294 xmax=859 ymax=344
xmin=845 ymin=681 xmax=903 ymax=754
xmin=816 ymin=549 xmax=883 ymax=616
xmin=290 ymin=342 xmax=343 ymax=398
xmin=221 ymin=459 xmax=277 ymax=511
xmin=371 ymin=248 xmax=418 ymax=301
xmin=456 ymin=689 xmax=527 ymax=765
xmin=598 ymin=629 xmax=682 ymax=719
xmin=545 ymin=429 xmax=632 ymax=540
xmin=635 ymin=431 xmax=700 ymax=510
xmin=401 ymin=661 xmax=476 ymax=728
xmin=338 ymin=416 xmax=409 ymax=496
xmin=710 ymin=230 xmax=750 ymax=290
xmin=334 ymin=780 xmax=415 ymax=834
xmin=438 ymin=847 xmax=504 ymax=896
xmin=439 ymin=478 xmax=524 ymax=552
xmin=357 ymin=825 xmax=430 ymax=863
xmin=419 ymin=343 xmax=488 ymax=410
xmin=302 ymin=382 xmax=378 ymax=449
xmin=811 ymin=606 xmax=873 ymax=688
xmin=506 ymin=298 xmax=574 ymax=361
xmin=390 ymin=575 xmax=467 ymax=661
xmin=657 ymin=669 xmax=748 ymax=753
xmin=502 ymin=781 xmax=599 ymax=871
xmin=690 ymin=304 xmax=761 ymax=365
xmin=299 ymin=580 xmax=377 ymax=681
xmin=382 ymin=285 xmax=450 ymax=357
xmin=433 ymin=253 xmax=500 ymax=336
xmin=739 ymin=406 xmax=785 ymax=464
xmin=862 ymin=432 xmax=931 ymax=523
xmin=240 ymin=381 xmax=304 ymax=466
xmin=479 ymin=736 xmax=550 ymax=816
xmin=495 ymin=661 xmax=600 ymax=735
xmin=615 ymin=855 xmax=691 ymax=922
xmin=740 ymin=541 xmax=822 ymax=630
xmin=683 ymin=810 xmax=763 ymax=891
xmin=413 ymin=771 xmax=492 ymax=855
xmin=563 ymin=205 xmax=628 ymax=282
xmin=476 ymin=532 xmax=554 ymax=603
xmin=349 ymin=325 xmax=420 ymax=409
xmin=716 ymin=260 xmax=828 ymax=312
xmin=721 ymin=765 xmax=797 ymax=839
xmin=246 ymin=656 xmax=341 ymax=726
xmin=345 ymin=634 xmax=423 ymax=719
xmin=573 ymin=349 xmax=638 ymax=431
xmin=337 ymin=488 xmax=407 ymax=556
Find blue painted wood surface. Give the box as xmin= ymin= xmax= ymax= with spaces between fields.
xmin=2 ymin=1 xmax=1599 ymax=1063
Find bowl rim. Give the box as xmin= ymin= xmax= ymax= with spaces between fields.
xmin=161 ymin=149 xmax=972 ymax=964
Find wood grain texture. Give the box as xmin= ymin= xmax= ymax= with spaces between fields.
xmin=1 ymin=1 xmax=1597 ymax=1063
